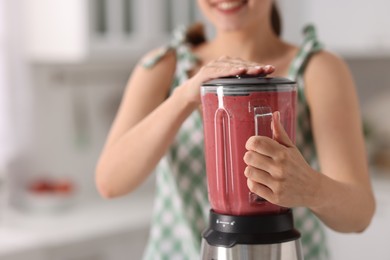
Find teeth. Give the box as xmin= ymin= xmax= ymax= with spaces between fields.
xmin=217 ymin=1 xmax=244 ymax=11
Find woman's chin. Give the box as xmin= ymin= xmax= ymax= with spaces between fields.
xmin=216 ymin=21 xmax=246 ymax=32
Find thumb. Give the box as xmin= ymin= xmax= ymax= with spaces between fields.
xmin=272 ymin=111 xmax=294 ymax=147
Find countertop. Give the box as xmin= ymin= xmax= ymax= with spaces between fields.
xmin=0 ymin=168 xmax=389 ymax=259
xmin=0 ymin=190 xmax=154 ymax=257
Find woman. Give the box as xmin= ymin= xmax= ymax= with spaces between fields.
xmin=95 ymin=1 xmax=376 ymax=259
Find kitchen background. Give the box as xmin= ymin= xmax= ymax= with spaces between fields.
xmin=0 ymin=0 xmax=389 ymax=259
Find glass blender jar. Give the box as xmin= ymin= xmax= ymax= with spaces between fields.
xmin=200 ymin=75 xmax=303 ymax=260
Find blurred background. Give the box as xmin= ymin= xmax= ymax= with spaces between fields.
xmin=0 ymin=0 xmax=389 ymax=259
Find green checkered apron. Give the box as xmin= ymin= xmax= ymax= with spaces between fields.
xmin=142 ymin=25 xmax=329 ymax=260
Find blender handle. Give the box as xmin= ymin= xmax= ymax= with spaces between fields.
xmin=251 ymin=106 xmax=273 ymax=204
xmin=214 ymin=108 xmax=232 ymax=213
xmin=254 ymin=106 xmax=273 ymax=138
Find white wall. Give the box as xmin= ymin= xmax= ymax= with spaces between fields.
xmin=1 ymin=0 xmax=34 ymax=160
xmin=0 ymin=0 xmax=12 ymax=168
xmin=278 ymin=0 xmax=390 ymax=57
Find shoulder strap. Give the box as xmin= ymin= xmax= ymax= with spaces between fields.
xmin=288 ymin=24 xmax=324 ymax=80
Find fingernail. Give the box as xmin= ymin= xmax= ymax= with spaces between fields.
xmin=264 ymin=65 xmax=274 ymax=71
xmin=271 ymin=111 xmax=280 ymax=131
xmin=275 ymin=111 xmax=280 ymax=123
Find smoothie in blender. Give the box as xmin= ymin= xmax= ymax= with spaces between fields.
xmin=202 ymin=90 xmax=296 ymax=216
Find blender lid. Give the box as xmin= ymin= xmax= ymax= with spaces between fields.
xmin=202 ymin=75 xmax=295 ymax=86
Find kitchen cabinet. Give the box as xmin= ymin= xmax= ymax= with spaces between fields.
xmin=22 ymin=0 xmax=200 ymax=63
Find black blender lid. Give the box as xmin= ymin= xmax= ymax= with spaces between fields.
xmin=202 ymin=75 xmax=295 ymax=86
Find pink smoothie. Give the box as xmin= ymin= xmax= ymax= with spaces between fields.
xmin=202 ymin=90 xmax=296 ymax=216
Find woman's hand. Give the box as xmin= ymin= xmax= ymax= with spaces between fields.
xmin=244 ymin=111 xmax=321 ymax=208
xmin=176 ymin=56 xmax=275 ymax=107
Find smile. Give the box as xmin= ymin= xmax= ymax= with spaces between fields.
xmin=213 ymin=0 xmax=248 ymax=12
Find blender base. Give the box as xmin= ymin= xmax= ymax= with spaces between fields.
xmin=201 ymin=239 xmax=303 ymax=260
xmin=200 ymin=210 xmax=303 ymax=260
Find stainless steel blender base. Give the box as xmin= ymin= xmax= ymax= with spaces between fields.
xmin=201 ymin=239 xmax=303 ymax=260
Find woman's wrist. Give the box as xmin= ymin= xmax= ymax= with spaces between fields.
xmin=305 ymin=171 xmax=375 ymax=232
xmin=306 ymin=171 xmax=348 ymax=215
xmin=304 ymin=169 xmax=330 ymax=211
xmin=171 ymin=83 xmax=199 ymax=115
xmin=172 ymin=81 xmax=200 ymax=111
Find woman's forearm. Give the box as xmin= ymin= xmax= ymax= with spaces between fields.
xmin=95 ymin=58 xmax=274 ymax=199
xmin=95 ymin=86 xmax=196 ymax=198
xmin=309 ymin=172 xmax=376 ymax=233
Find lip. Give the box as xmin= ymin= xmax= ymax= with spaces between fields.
xmin=210 ymin=0 xmax=248 ymax=14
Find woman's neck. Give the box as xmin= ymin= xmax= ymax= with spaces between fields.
xmin=191 ymin=21 xmax=298 ymax=78
xmin=209 ymin=22 xmax=285 ymax=62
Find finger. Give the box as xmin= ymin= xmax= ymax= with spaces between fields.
xmin=234 ymin=63 xmax=274 ymax=75
xmin=245 ymin=136 xmax=281 ymax=158
xmin=245 ymin=64 xmax=275 ymax=75
xmin=272 ymin=111 xmax=294 ymax=147
xmin=211 ymin=57 xmax=275 ymax=75
xmin=245 ymin=66 xmax=265 ymax=75
xmin=209 ymin=61 xmax=263 ymax=73
xmin=243 ymin=150 xmax=275 ymax=173
xmin=263 ymin=65 xmax=276 ymax=74
xmin=244 ymin=166 xmax=274 ymax=188
xmin=247 ymin=179 xmax=273 ymax=201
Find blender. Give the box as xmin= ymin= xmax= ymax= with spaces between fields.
xmin=200 ymin=75 xmax=303 ymax=260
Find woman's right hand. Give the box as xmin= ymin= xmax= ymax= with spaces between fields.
xmin=176 ymin=56 xmax=275 ymax=106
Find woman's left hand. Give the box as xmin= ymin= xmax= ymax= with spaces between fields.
xmin=243 ymin=111 xmax=321 ymax=208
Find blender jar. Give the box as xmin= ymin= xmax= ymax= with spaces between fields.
xmin=201 ymin=76 xmax=297 ymax=216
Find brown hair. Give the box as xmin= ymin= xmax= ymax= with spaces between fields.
xmin=186 ymin=2 xmax=282 ymax=45
xmin=271 ymin=2 xmax=282 ymax=36
xmin=186 ymin=22 xmax=207 ymax=46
